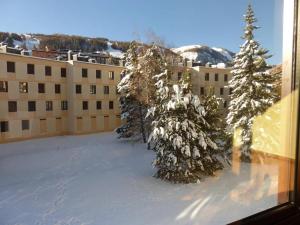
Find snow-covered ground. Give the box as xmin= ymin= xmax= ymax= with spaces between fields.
xmin=0 ymin=133 xmax=279 ymax=225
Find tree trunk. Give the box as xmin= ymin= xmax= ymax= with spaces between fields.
xmin=138 ymin=103 xmax=147 ymax=143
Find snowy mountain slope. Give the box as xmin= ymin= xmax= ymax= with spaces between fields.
xmin=106 ymin=41 xmax=124 ymax=58
xmin=13 ymin=34 xmax=40 ymax=50
xmin=1 ymin=32 xmax=234 ymax=63
xmin=172 ymin=45 xmax=235 ymax=64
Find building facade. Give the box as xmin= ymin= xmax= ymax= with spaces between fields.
xmin=0 ymin=50 xmax=123 ymax=142
xmin=0 ymin=47 xmax=232 ymax=143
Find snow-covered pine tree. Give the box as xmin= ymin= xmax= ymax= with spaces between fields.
xmin=138 ymin=44 xmax=167 ymax=141
xmin=116 ymin=41 xmax=148 ymax=141
xmin=148 ymin=68 xmax=223 ymax=183
xmin=226 ymin=4 xmax=280 ymax=162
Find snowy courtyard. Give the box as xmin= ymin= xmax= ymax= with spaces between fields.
xmin=0 ymin=133 xmax=279 ymax=225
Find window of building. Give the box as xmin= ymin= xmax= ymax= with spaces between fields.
xmin=0 ymin=81 xmax=8 ymax=92
xmin=38 ymin=83 xmax=45 ymax=93
xmin=96 ymin=101 xmax=102 ymax=110
xmin=76 ymin=84 xmax=82 ymax=94
xmin=19 ymin=82 xmax=28 ymax=93
xmin=7 ymin=61 xmax=15 ymax=73
xmin=22 ymin=120 xmax=29 ymax=130
xmin=109 ymin=101 xmax=114 ymax=109
xmin=223 ymin=100 xmax=227 ymax=108
xmin=61 ymin=68 xmax=67 ymax=77
xmin=0 ymin=121 xmax=8 ymax=132
xmin=116 ymin=86 xmax=120 ymax=95
xmin=27 ymin=64 xmax=34 ymax=75
xmin=229 ymin=87 xmax=233 ymax=95
xmin=220 ymin=87 xmax=224 ymax=95
xmin=82 ymin=101 xmax=88 ymax=110
xmin=8 ymin=101 xmax=17 ymax=112
xmin=45 ymin=66 xmax=52 ymax=76
xmin=28 ymin=101 xmax=36 ymax=112
xmin=109 ymin=71 xmax=114 ymax=80
xmin=61 ymin=101 xmax=68 ymax=110
xmin=82 ymin=68 xmax=88 ymax=78
xmin=104 ymin=86 xmax=109 ymax=94
xmin=200 ymin=87 xmax=205 ymax=95
xmin=96 ymin=70 xmax=102 ymax=79
xmin=55 ymin=84 xmax=61 ymax=94
xmin=215 ymin=73 xmax=219 ymax=81
xmin=177 ymin=72 xmax=182 ymax=81
xmin=205 ymin=73 xmax=209 ymax=81
xmin=90 ymin=85 xmax=96 ymax=94
xmin=46 ymin=101 xmax=53 ymax=111
xmin=224 ymin=74 xmax=228 ymax=82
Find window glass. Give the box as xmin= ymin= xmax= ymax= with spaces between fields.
xmin=0 ymin=81 xmax=8 ymax=92
xmin=7 ymin=61 xmax=15 ymax=73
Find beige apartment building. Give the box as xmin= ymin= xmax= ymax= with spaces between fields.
xmin=0 ymin=46 xmax=232 ymax=143
xmin=171 ymin=64 xmax=232 ymax=110
xmin=0 ymin=47 xmax=123 ymax=143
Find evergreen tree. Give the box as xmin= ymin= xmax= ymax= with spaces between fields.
xmin=148 ymin=68 xmax=223 ymax=183
xmin=226 ymin=4 xmax=280 ymax=162
xmin=138 ymin=44 xmax=167 ymax=140
xmin=116 ymin=41 xmax=147 ymax=141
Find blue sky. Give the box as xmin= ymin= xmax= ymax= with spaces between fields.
xmin=1 ymin=0 xmax=283 ymax=64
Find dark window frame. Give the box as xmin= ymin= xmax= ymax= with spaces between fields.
xmin=96 ymin=101 xmax=102 ymax=110
xmin=28 ymin=101 xmax=36 ymax=112
xmin=96 ymin=70 xmax=102 ymax=79
xmin=22 ymin=120 xmax=29 ymax=130
xmin=220 ymin=87 xmax=224 ymax=95
xmin=215 ymin=73 xmax=219 ymax=81
xmin=205 ymin=73 xmax=209 ymax=81
xmin=109 ymin=71 xmax=114 ymax=80
xmin=7 ymin=61 xmax=15 ymax=73
xmin=55 ymin=84 xmax=61 ymax=94
xmin=200 ymin=87 xmax=204 ymax=95
xmin=90 ymin=85 xmax=96 ymax=94
xmin=76 ymin=84 xmax=82 ymax=94
xmin=38 ymin=83 xmax=45 ymax=93
xmin=82 ymin=68 xmax=88 ymax=78
xmin=109 ymin=101 xmax=114 ymax=109
xmin=45 ymin=66 xmax=52 ymax=76
xmin=0 ymin=81 xmax=8 ymax=92
xmin=61 ymin=101 xmax=68 ymax=110
xmin=8 ymin=101 xmax=17 ymax=112
xmin=0 ymin=121 xmax=9 ymax=132
xmin=224 ymin=74 xmax=228 ymax=82
xmin=19 ymin=82 xmax=28 ymax=93
xmin=82 ymin=101 xmax=88 ymax=110
xmin=104 ymin=86 xmax=109 ymax=95
xmin=46 ymin=101 xmax=53 ymax=111
xmin=27 ymin=64 xmax=35 ymax=75
xmin=61 ymin=68 xmax=67 ymax=77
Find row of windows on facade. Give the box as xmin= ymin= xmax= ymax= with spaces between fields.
xmin=5 ymin=100 xmax=114 ymax=112
xmin=0 ymin=120 xmax=28 ymax=132
xmin=177 ymin=72 xmax=229 ymax=82
xmin=200 ymin=87 xmax=233 ymax=95
xmin=5 ymin=61 xmax=115 ymax=79
xmin=0 ymin=113 xmax=121 ymax=133
xmin=0 ymin=81 xmax=118 ymax=95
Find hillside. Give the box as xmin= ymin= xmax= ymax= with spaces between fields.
xmin=0 ymin=32 xmax=130 ymax=58
xmin=172 ymin=45 xmax=235 ymax=65
xmin=0 ymin=32 xmax=234 ymax=64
